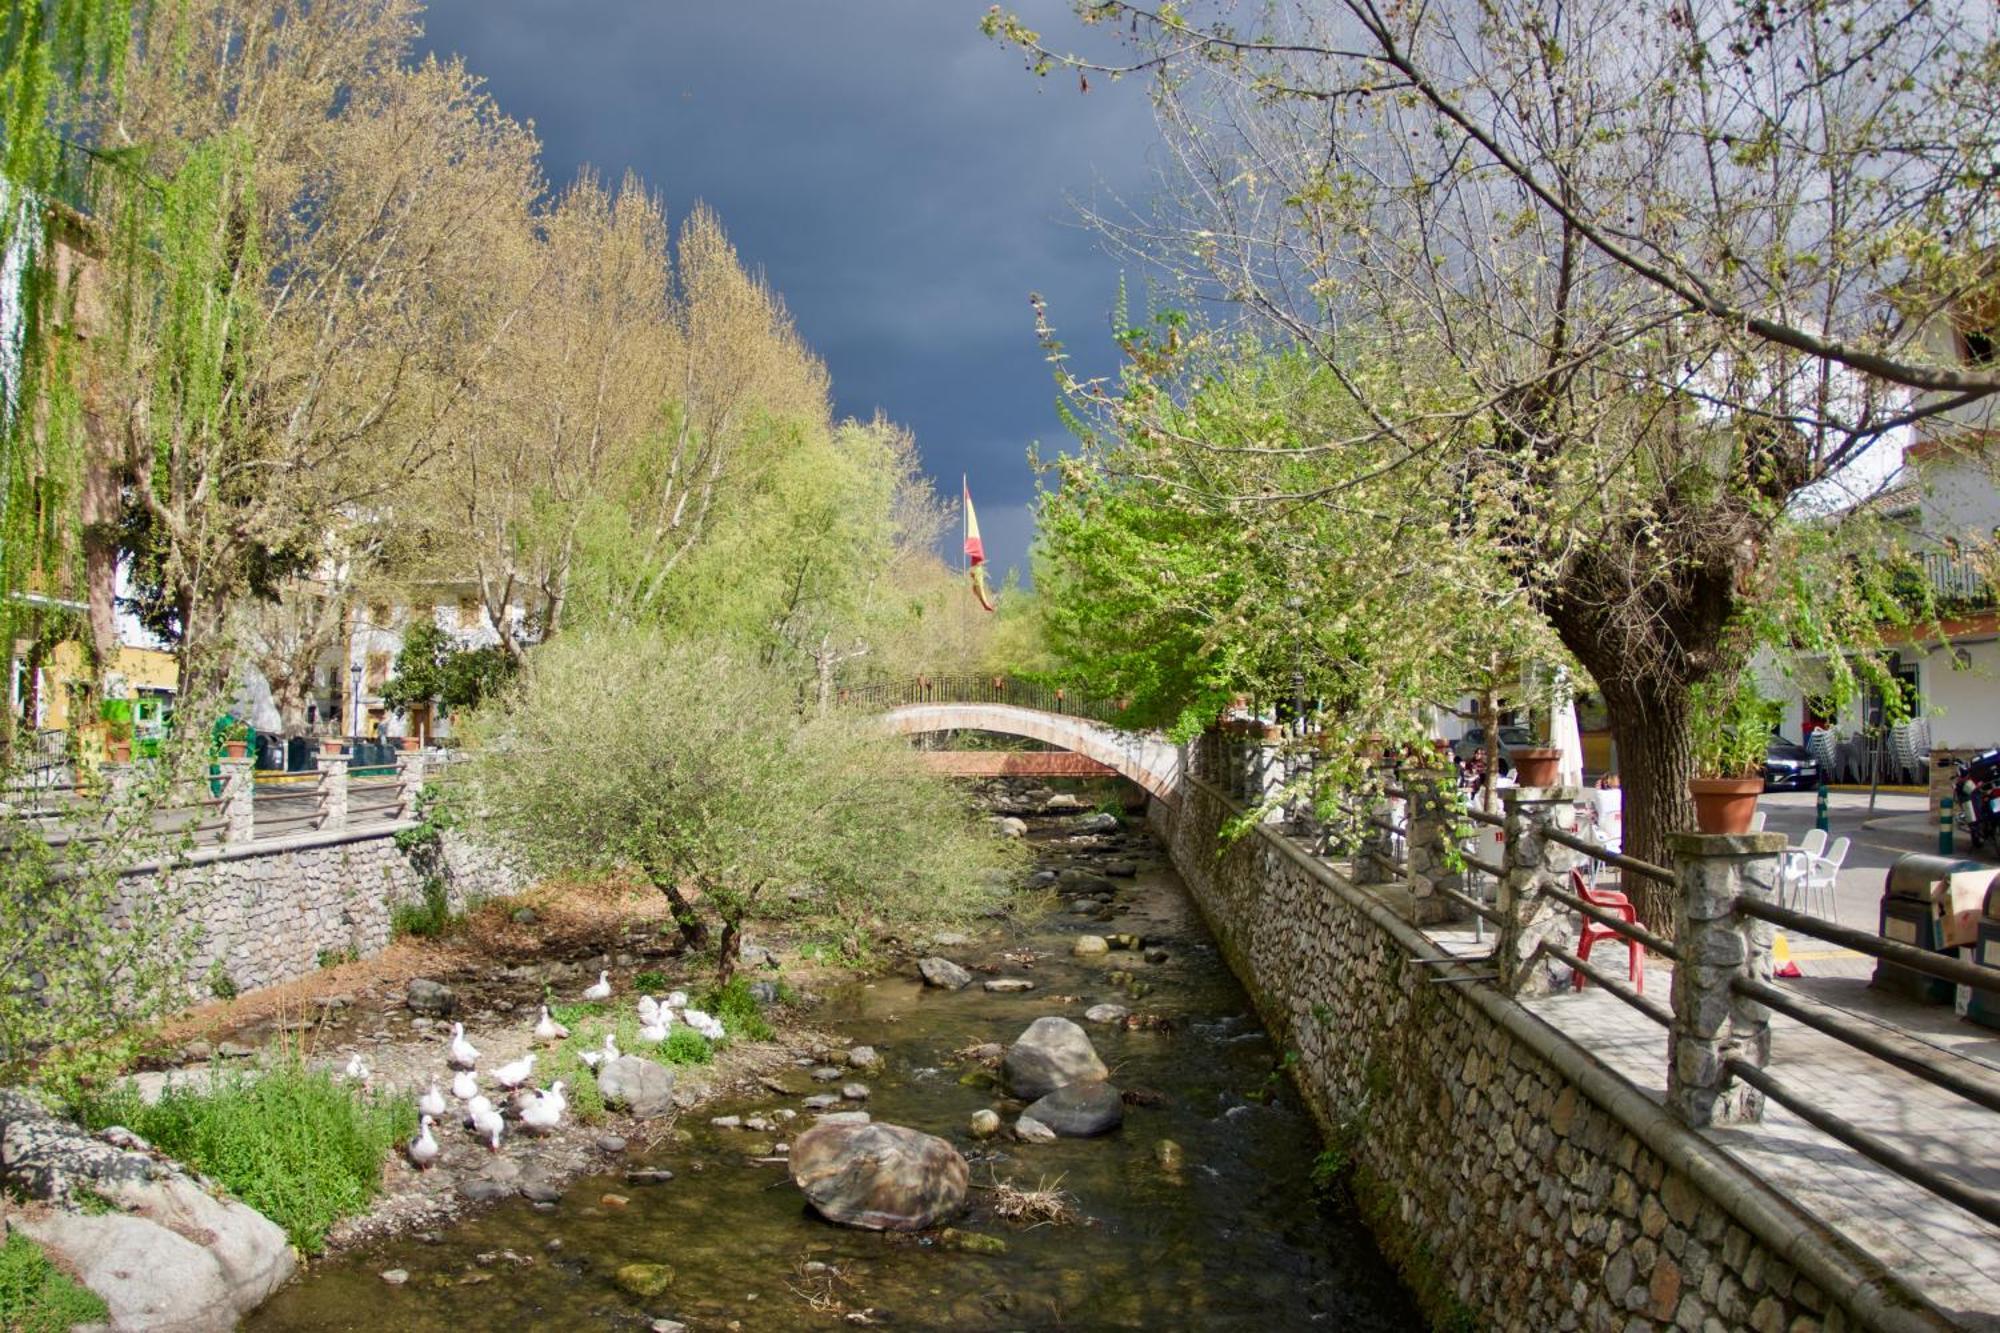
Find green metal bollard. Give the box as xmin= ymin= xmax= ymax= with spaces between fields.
xmin=1941 ymin=792 xmax=1955 ymax=856
xmin=1815 ymin=781 xmax=1830 ymax=835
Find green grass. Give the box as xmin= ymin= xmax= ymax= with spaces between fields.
xmin=0 ymin=1231 xmax=108 ymax=1333
xmin=632 ymin=969 xmax=670 ymax=992
xmin=75 ymin=1057 xmax=413 ymax=1254
xmin=701 ymin=975 xmax=776 ymax=1042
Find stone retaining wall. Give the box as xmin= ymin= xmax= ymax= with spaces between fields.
xmin=127 ymin=827 xmax=518 ymax=997
xmin=1152 ymin=778 xmax=1947 ymax=1333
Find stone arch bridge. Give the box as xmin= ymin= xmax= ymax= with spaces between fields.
xmin=857 ymin=678 xmax=1181 ymax=804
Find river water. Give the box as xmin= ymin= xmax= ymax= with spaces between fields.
xmin=249 ymin=804 xmax=1421 ymax=1331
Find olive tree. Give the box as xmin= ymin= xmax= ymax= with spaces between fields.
xmin=464 ymin=632 xmax=1019 ymax=981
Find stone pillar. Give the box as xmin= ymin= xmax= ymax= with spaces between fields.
xmin=317 ymin=747 xmax=349 ymax=831
xmin=218 ymin=756 xmax=254 ymax=845
xmin=1497 ymin=786 xmax=1583 ymax=995
xmin=1666 ymin=832 xmax=1785 ymax=1128
xmin=1404 ymin=770 xmax=1462 ymax=926
xmin=396 ymin=744 xmax=427 ymax=821
xmin=1253 ymin=736 xmax=1285 ymax=821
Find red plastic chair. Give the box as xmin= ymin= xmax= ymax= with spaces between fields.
xmin=1570 ymin=868 xmax=1644 ymax=994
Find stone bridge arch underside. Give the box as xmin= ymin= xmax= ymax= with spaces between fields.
xmin=881 ymin=703 xmax=1182 ymax=806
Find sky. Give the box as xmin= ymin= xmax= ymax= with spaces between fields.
xmin=416 ymin=1 xmax=1162 ymax=584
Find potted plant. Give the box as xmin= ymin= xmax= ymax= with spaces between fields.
xmin=100 ymin=699 xmax=134 ymax=764
xmin=220 ymin=719 xmax=252 ymax=760
xmin=1512 ymin=740 xmax=1563 ymax=787
xmin=320 ymin=736 xmax=345 ymax=757
xmin=1689 ymin=680 xmax=1776 ymax=834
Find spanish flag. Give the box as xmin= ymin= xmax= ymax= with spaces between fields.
xmin=964 ymin=477 xmax=996 ymax=612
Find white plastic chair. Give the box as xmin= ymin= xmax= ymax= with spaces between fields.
xmin=1797 ymin=835 xmax=1849 ymax=923
xmin=1748 ymin=810 xmax=1767 ymax=833
xmin=1778 ymin=828 xmax=1828 ymax=909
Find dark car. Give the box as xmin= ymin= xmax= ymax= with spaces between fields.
xmin=1450 ymin=725 xmax=1538 ymax=771
xmin=1763 ymin=735 xmax=1821 ymax=792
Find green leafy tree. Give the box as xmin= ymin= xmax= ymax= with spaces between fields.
xmin=464 ymin=631 xmax=1019 ymax=981
xmin=379 ymin=620 xmax=518 ymax=717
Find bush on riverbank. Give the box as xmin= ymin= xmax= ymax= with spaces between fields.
xmin=75 ymin=1058 xmax=412 ymax=1254
xmin=465 ymin=633 xmax=1023 ymax=983
xmin=0 ymin=1231 xmax=109 ymax=1333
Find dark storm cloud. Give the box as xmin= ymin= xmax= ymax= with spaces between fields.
xmin=417 ymin=1 xmax=1161 ymax=579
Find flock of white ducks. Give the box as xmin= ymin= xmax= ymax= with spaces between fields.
xmin=402 ymin=972 xmax=725 ymax=1169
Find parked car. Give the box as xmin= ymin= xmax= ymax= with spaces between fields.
xmin=1450 ymin=725 xmax=1538 ymax=772
xmin=1763 ymin=735 xmax=1821 ymax=791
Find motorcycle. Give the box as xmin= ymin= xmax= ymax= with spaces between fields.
xmin=1955 ymin=749 xmax=2000 ymax=850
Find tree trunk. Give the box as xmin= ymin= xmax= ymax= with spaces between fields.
xmin=715 ymin=913 xmax=742 ymax=987
xmin=1596 ymin=677 xmax=1697 ymax=930
xmin=642 ymin=864 xmax=709 ymax=952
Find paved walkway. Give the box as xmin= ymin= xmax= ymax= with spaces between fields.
xmin=1428 ymin=912 xmax=2000 ymax=1329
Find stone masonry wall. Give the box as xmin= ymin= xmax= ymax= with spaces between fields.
xmin=1152 ymin=779 xmax=1937 ymax=1333
xmin=127 ymin=828 xmax=519 ymax=997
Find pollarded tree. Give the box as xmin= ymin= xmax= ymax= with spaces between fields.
xmin=464 ymin=632 xmax=1019 ymax=982
xmin=988 ymin=0 xmax=1988 ymax=873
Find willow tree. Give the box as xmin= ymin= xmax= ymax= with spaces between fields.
xmin=989 ymin=0 xmax=2000 ymax=872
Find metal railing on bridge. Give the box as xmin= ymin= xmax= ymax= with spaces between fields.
xmin=839 ymin=674 xmax=1123 ymax=724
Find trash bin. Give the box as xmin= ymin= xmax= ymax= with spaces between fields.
xmin=1967 ymin=882 xmax=2000 ymax=1031
xmin=1871 ymin=854 xmax=1983 ymax=1004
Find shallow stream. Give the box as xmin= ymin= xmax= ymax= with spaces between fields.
xmin=248 ymin=808 xmax=1421 ymax=1331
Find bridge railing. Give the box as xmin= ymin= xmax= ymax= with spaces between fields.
xmin=841 ymin=674 xmax=1123 ymax=724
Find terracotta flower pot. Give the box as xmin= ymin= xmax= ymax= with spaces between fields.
xmin=320 ymin=738 xmax=344 ymax=757
xmin=1259 ymin=723 xmax=1283 ymax=741
xmin=1689 ymin=777 xmax=1764 ymax=834
xmin=399 ymin=735 xmax=419 ymax=752
xmin=1512 ymin=747 xmax=1562 ymax=787
xmin=107 ymin=740 xmax=131 ymax=764
xmin=223 ymin=739 xmax=248 ymax=760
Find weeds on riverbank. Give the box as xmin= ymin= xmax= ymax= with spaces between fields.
xmin=74 ymin=1056 xmax=412 ymax=1254
xmin=0 ymin=1231 xmax=108 ymax=1332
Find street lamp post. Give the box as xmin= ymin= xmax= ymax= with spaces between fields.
xmin=349 ymin=662 xmax=362 ymax=740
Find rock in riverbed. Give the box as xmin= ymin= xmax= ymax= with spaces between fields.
xmin=983 ymin=978 xmax=1034 ymax=993
xmin=789 ymin=1121 xmax=968 ymax=1231
xmin=597 ymin=1056 xmax=676 ymax=1119
xmin=1022 ymin=1081 xmax=1124 ymax=1137
xmin=1083 ymin=1003 xmax=1129 ymax=1025
xmin=1002 ymin=1017 xmax=1108 ymax=1099
xmin=1072 ymin=935 xmax=1110 ymax=957
xmin=918 ymin=957 xmax=973 ymax=990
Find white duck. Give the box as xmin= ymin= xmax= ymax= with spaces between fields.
xmin=664 ymin=990 xmax=689 ymax=1010
xmin=682 ymin=1008 xmax=725 ymax=1042
xmin=519 ymin=1085 xmax=564 ymax=1134
xmin=578 ymin=1033 xmax=621 ymax=1070
xmin=544 ymin=1080 xmax=569 ymax=1116
xmin=451 ymin=1069 xmax=479 ymax=1102
xmin=463 ymin=1093 xmax=495 ymax=1126
xmin=637 ymin=1017 xmax=670 ymax=1045
xmin=408 ymin=1115 xmax=441 ymax=1169
xmin=636 ymin=994 xmax=661 ymax=1026
xmin=533 ymin=1006 xmax=569 ymax=1043
xmin=581 ymin=970 xmax=613 ymax=1003
xmin=343 ymin=1053 xmax=370 ymax=1082
xmin=492 ymin=1052 xmax=536 ymax=1090
xmin=470 ymin=1101 xmax=505 ymax=1152
xmin=448 ymin=1022 xmax=480 ymax=1069
xmin=418 ymin=1083 xmax=448 ymax=1119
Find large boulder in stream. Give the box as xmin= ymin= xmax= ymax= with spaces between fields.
xmin=1023 ymin=1081 xmax=1125 ymax=1137
xmin=789 ymin=1120 xmax=968 ymax=1231
xmin=1002 ymin=1016 xmax=1109 ymax=1100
